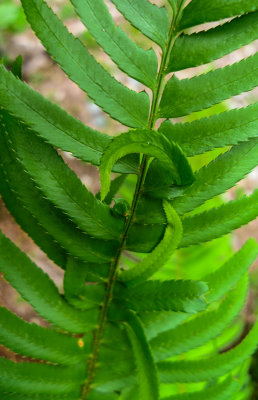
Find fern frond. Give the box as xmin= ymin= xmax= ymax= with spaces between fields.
xmin=0 ymin=158 xmax=66 ymax=269
xmin=127 ymin=188 xmax=258 ymax=252
xmin=0 ymin=357 xmax=83 ymax=395
xmin=163 ymin=375 xmax=241 ymax=400
xmin=111 ymin=0 xmax=169 ymax=49
xmin=7 ymin=117 xmax=124 ymax=240
xmin=173 ymin=139 xmax=258 ymax=214
xmin=0 ymin=306 xmax=88 ymax=365
xmin=21 ymin=0 xmax=149 ymax=127
xmin=169 ymin=11 xmax=258 ymax=71
xmin=10 ymin=55 xmax=23 ymax=79
xmin=116 ymin=280 xmax=208 ymax=313
xmin=180 ymin=0 xmax=258 ymax=29
xmin=160 ymin=53 xmax=258 ymax=118
xmin=71 ymin=0 xmax=157 ymax=89
xmin=0 ymin=121 xmax=116 ymax=264
xmin=0 ymin=1 xmax=257 ymax=398
xmin=158 ymin=321 xmax=258 ymax=383
xmin=0 ymin=229 xmax=96 ymax=333
xmin=0 ymin=66 xmax=110 ymax=168
xmin=123 ymin=311 xmax=159 ymax=400
xmin=159 ymin=103 xmax=258 ymax=157
xmin=0 ymin=394 xmax=79 ymax=400
xmin=96 ymin=175 xmax=126 ymax=205
xmin=181 ymin=190 xmax=258 ymax=247
xmin=142 ymin=312 xmax=189 ymax=342
xmin=151 ymin=275 xmax=248 ymax=361
xmin=204 ymin=239 xmax=258 ymax=303
xmin=120 ymin=202 xmax=182 ymax=285
xmin=100 ymin=129 xmax=194 ymax=200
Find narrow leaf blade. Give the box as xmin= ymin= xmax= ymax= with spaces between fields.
xmin=151 ymin=275 xmax=248 ymax=361
xmin=0 ymin=306 xmax=88 ymax=365
xmin=160 ymin=53 xmax=258 ymax=118
xmin=117 ymin=280 xmax=208 ymax=313
xmin=159 ymin=103 xmax=258 ymax=157
xmin=71 ymin=0 xmax=157 ymax=89
xmin=181 ymin=190 xmax=258 ymax=247
xmin=180 ymin=0 xmax=258 ymax=29
xmin=0 ymin=229 xmax=96 ymax=333
xmin=158 ymin=321 xmax=258 ymax=382
xmin=123 ymin=311 xmax=160 ymax=400
xmin=7 ymin=117 xmax=124 ymax=240
xmin=21 ymin=0 xmax=149 ymax=127
xmin=169 ymin=12 xmax=258 ymax=71
xmin=111 ymin=0 xmax=169 ymax=48
xmin=173 ymin=139 xmax=258 ymax=215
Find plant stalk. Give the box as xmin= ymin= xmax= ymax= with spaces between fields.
xmin=81 ymin=4 xmax=184 ymax=398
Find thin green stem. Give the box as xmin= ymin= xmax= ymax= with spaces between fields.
xmin=81 ymin=3 xmax=184 ymax=398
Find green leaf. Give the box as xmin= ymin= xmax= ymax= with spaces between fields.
xmin=88 ymin=391 xmax=120 ymax=400
xmin=0 ymin=306 xmax=88 ymax=365
xmin=158 ymin=321 xmax=258 ymax=383
xmin=0 ymin=357 xmax=83 ymax=395
xmin=0 ymin=229 xmax=96 ymax=333
xmin=181 ymin=190 xmax=258 ymax=247
xmin=163 ymin=375 xmax=241 ymax=400
xmin=134 ymin=196 xmax=165 ymax=224
xmin=11 ymin=55 xmax=23 ymax=79
xmin=159 ymin=103 xmax=258 ymax=157
xmin=71 ymin=0 xmax=157 ymax=89
xmin=0 ymin=66 xmax=140 ymax=174
xmin=168 ymin=11 xmax=258 ymax=71
xmin=117 ymin=280 xmax=208 ymax=313
xmin=180 ymin=0 xmax=258 ymax=30
xmin=160 ymin=53 xmax=258 ymax=117
xmin=141 ymin=311 xmax=189 ymax=342
xmin=151 ymin=275 xmax=248 ymax=361
xmin=0 ymin=65 xmax=111 ymax=168
xmin=126 ymin=222 xmax=165 ymax=253
xmin=100 ymin=129 xmax=194 ymax=200
xmin=120 ymin=201 xmax=182 ymax=285
xmin=0 ymin=394 xmax=79 ymax=400
xmin=21 ymin=0 xmax=149 ymax=128
xmin=96 ymin=174 xmax=126 ymax=205
xmin=64 ymin=257 xmax=109 ymax=303
xmin=0 ymin=116 xmax=117 ymax=264
xmin=123 ymin=311 xmax=160 ymax=400
xmin=7 ymin=117 xmax=124 ymax=240
xmin=111 ymin=0 xmax=169 ymax=49
xmin=204 ymin=239 xmax=258 ymax=303
xmin=64 ymin=258 xmax=106 ymax=310
xmin=0 ymin=154 xmax=66 ymax=268
xmin=173 ymin=139 xmax=258 ymax=215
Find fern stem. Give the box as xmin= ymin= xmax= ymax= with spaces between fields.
xmin=81 ymin=4 xmax=185 ymax=398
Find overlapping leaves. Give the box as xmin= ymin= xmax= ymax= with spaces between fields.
xmin=0 ymin=0 xmax=257 ymax=399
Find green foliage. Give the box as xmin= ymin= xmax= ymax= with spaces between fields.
xmin=100 ymin=130 xmax=194 ymax=200
xmin=0 ymin=1 xmax=257 ymax=399
xmin=160 ymin=53 xmax=258 ymax=118
xmin=169 ymin=11 xmax=258 ymax=71
xmin=20 ymin=0 xmax=149 ymax=128
xmin=71 ymin=0 xmax=157 ymax=89
xmin=123 ymin=311 xmax=159 ymax=400
xmin=159 ymin=103 xmax=258 ymax=157
xmin=180 ymin=0 xmax=258 ymax=29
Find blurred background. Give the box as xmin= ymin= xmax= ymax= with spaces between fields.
xmin=0 ymin=0 xmax=257 ymax=391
